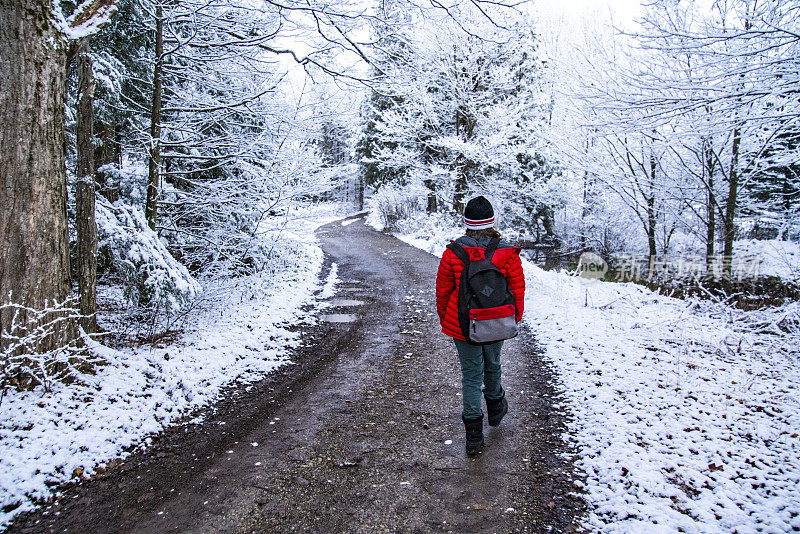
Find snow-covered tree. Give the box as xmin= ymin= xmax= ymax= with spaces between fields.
xmin=360 ymin=9 xmax=559 ymax=235
xmin=550 ymin=0 xmax=800 ymax=277
xmin=625 ymin=0 xmax=800 ymax=274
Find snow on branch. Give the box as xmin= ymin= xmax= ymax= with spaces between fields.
xmin=54 ymin=0 xmax=119 ymax=41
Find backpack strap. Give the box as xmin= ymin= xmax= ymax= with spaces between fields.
xmin=447 ymin=242 xmax=470 ymax=266
xmin=484 ymin=237 xmax=501 ymax=262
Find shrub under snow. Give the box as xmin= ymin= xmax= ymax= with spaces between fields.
xmin=365 ymin=179 xmax=431 ymax=231
xmin=96 ymin=198 xmax=201 ymax=314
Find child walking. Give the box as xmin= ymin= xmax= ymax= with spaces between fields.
xmin=435 ymin=196 xmax=525 ymax=456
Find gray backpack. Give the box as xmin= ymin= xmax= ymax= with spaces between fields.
xmin=447 ymin=238 xmax=518 ymax=345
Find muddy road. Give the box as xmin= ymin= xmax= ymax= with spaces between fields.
xmin=10 ymin=217 xmax=584 ymax=533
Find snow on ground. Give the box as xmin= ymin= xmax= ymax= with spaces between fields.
xmin=389 ymin=214 xmax=800 ymax=533
xmin=0 ymin=203 xmax=345 ymax=529
xmin=526 ymin=265 xmax=800 ymax=533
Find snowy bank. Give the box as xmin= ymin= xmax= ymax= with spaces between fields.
xmin=0 ymin=205 xmax=343 ymax=528
xmin=526 ymin=263 xmax=800 ymax=532
xmin=389 ymin=218 xmax=800 ymax=533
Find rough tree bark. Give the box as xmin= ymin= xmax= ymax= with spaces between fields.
xmin=145 ymin=0 xmax=164 ymax=231
xmin=0 ymin=0 xmax=75 ymax=353
xmin=1 ymin=0 xmax=116 ymax=359
xmin=76 ymin=50 xmax=98 ymax=334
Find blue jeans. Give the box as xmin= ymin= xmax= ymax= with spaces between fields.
xmin=454 ymin=339 xmax=505 ymax=419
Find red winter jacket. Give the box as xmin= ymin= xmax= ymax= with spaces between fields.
xmin=436 ymin=236 xmax=525 ymax=341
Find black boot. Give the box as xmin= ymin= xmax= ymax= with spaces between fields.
xmin=462 ymin=415 xmax=484 ymax=456
xmin=485 ymin=393 xmax=508 ymax=427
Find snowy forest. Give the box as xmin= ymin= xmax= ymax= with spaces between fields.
xmin=1 ymin=0 xmax=799 ymax=532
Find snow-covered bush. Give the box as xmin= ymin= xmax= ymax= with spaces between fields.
xmin=366 ymin=179 xmax=429 ymax=230
xmin=96 ymin=198 xmax=201 ymax=315
xmin=735 ymin=239 xmax=800 ymax=283
xmin=154 ymin=141 xmax=337 ymax=278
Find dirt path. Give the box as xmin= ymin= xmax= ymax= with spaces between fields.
xmin=10 ymin=217 xmax=584 ymax=533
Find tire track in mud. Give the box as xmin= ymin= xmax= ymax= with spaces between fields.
xmin=10 ymin=216 xmax=585 ymax=534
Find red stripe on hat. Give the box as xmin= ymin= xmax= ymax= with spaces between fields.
xmin=464 ymin=217 xmax=494 ymax=227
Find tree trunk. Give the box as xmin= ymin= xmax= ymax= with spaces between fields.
xmin=0 ymin=0 xmax=76 ymax=353
xmin=75 ymin=50 xmax=98 ymax=334
xmin=452 ymin=162 xmax=467 ymax=213
xmin=704 ymin=139 xmax=715 ymax=272
xmin=646 ymin=197 xmax=657 ymax=262
xmin=721 ymin=9 xmax=752 ymax=279
xmin=647 ymin=151 xmax=658 ymax=268
xmin=359 ymin=175 xmax=365 ymax=211
xmin=581 ymin=169 xmax=592 ymax=249
xmin=424 ymin=178 xmax=437 ymax=213
xmin=723 ymin=125 xmax=741 ymax=279
xmin=145 ymin=0 xmax=163 ymax=230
